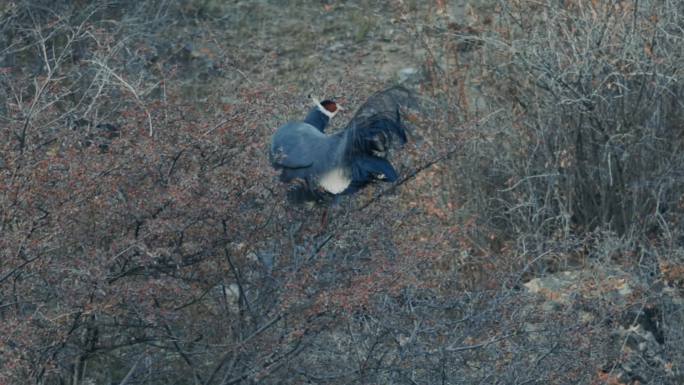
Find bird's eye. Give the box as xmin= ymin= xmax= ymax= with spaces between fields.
xmin=320 ymin=100 xmax=337 ymax=113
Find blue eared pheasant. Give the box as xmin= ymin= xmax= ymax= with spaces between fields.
xmin=270 ymin=87 xmax=415 ymax=203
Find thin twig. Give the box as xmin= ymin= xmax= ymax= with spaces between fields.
xmin=87 ymin=59 xmax=155 ymax=136
xmin=358 ymin=109 xmax=503 ymax=211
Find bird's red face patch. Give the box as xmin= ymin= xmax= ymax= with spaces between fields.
xmin=321 ymin=100 xmax=337 ymax=113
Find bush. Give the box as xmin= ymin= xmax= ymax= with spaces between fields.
xmin=1 ymin=1 xmax=683 ymax=384
xmin=456 ymin=1 xmax=684 ymax=247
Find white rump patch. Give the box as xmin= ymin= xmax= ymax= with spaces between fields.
xmin=318 ymin=168 xmax=351 ymax=194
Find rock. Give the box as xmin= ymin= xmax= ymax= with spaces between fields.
xmin=223 ymin=283 xmax=240 ymax=314
xmin=398 ymin=67 xmax=418 ymax=83
xmin=524 ymin=270 xmax=634 ymax=307
xmin=523 ymin=269 xmax=681 ymax=383
xmin=327 ymin=42 xmax=345 ymax=52
xmin=246 ymin=252 xmax=258 ymax=262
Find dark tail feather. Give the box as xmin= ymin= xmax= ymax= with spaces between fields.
xmin=351 ymin=86 xmax=419 ymax=122
xmin=348 ymin=111 xmax=407 ymax=156
xmin=352 ymin=155 xmax=398 ymax=181
xmin=343 ymin=155 xmax=398 ymax=194
xmin=346 ymin=86 xmax=416 ymax=156
xmin=341 ymin=87 xmax=417 ymax=193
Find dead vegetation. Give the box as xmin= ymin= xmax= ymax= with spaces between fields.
xmin=1 ymin=1 xmax=683 ymax=384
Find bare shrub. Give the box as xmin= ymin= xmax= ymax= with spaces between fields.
xmin=2 ymin=1 xmax=683 ymax=384
xmin=453 ymin=1 xmax=684 ymax=250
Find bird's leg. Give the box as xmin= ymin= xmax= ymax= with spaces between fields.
xmin=319 ymin=195 xmax=341 ymax=230
xmin=320 ymin=206 xmax=329 ymax=229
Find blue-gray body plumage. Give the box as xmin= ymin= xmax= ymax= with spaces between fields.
xmin=270 ymin=87 xmax=416 ymax=203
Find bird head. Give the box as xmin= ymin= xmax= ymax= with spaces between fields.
xmin=303 ymin=95 xmax=342 ymax=132
xmin=310 ymin=95 xmax=341 ymax=119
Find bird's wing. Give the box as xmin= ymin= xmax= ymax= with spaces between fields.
xmin=271 ymin=148 xmax=313 ymax=169
xmin=270 ymin=122 xmax=324 ymax=169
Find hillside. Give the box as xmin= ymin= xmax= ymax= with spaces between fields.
xmin=1 ymin=1 xmax=683 ymax=384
